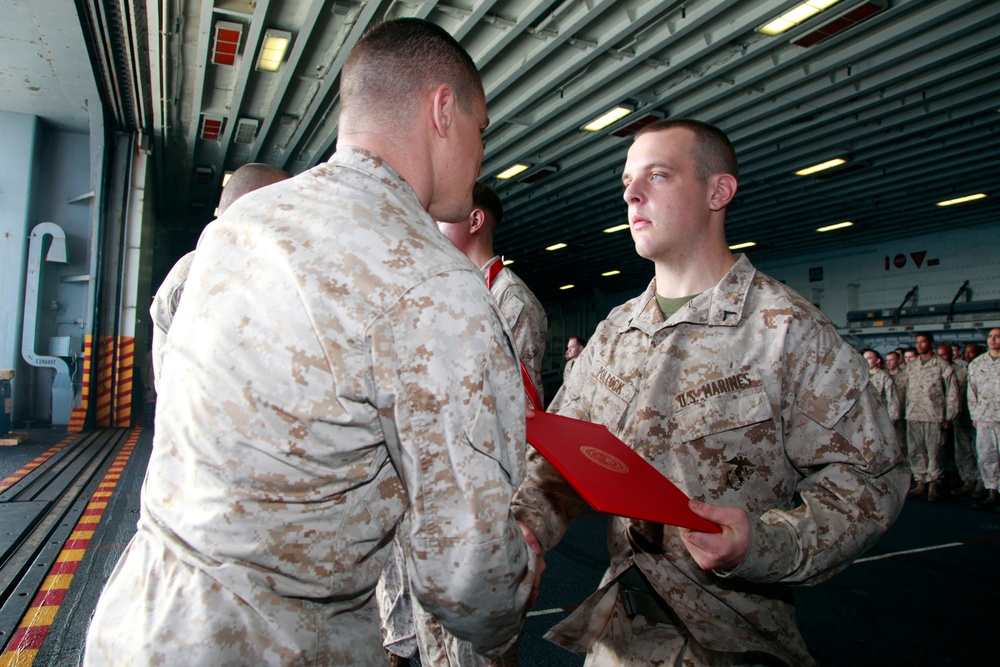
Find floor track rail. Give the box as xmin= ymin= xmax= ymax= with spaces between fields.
xmin=0 ymin=429 xmax=131 ymax=646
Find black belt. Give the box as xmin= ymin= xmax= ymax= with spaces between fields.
xmin=618 ymin=566 xmax=680 ymax=626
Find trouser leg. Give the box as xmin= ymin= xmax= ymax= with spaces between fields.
xmin=975 ymin=424 xmax=1000 ymax=491
xmin=894 ymin=420 xmax=908 ymax=459
xmin=926 ymin=422 xmax=947 ymax=483
xmin=954 ymin=417 xmax=980 ymax=484
xmin=907 ymin=421 xmax=930 ymax=482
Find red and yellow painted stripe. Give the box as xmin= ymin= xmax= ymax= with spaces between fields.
xmin=68 ymin=335 xmax=93 ymax=433
xmin=94 ymin=336 xmax=135 ymax=428
xmin=0 ymin=428 xmax=141 ymax=666
xmin=0 ymin=436 xmax=75 ymax=493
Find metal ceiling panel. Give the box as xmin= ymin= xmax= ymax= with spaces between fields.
xmin=1 ymin=0 xmax=995 ymax=300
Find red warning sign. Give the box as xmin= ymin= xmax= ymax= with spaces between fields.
xmin=911 ymin=251 xmax=927 ymax=268
xmin=893 ymin=254 xmax=906 ymax=268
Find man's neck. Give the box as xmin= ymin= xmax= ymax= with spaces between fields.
xmin=919 ymin=352 xmax=934 ymax=362
xmin=654 ymin=249 xmax=737 ymax=299
xmin=990 ymin=350 xmax=1000 ymax=359
xmin=470 ymin=247 xmax=498 ymax=272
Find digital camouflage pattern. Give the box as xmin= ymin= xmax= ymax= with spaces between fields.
xmin=378 ymin=257 xmax=547 ymax=666
xmin=486 ymin=257 xmax=548 ymax=404
xmin=948 ymin=362 xmax=979 ymax=486
xmin=966 ymin=354 xmax=1000 ymax=423
xmin=84 ymin=147 xmax=536 ymax=666
xmin=512 ymin=255 xmax=908 ymax=666
xmin=968 ymin=353 xmax=1000 ymax=490
xmin=900 ymin=355 xmax=960 ymax=423
xmin=869 ymin=368 xmax=901 ymax=422
xmin=150 ymin=250 xmax=194 ymax=380
xmin=901 ymin=355 xmax=960 ymax=484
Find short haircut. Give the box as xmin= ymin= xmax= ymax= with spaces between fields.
xmin=861 ymin=348 xmax=882 ymax=361
xmin=218 ymin=163 xmax=290 ymax=214
xmin=473 ymin=181 xmax=503 ymax=236
xmin=886 ymin=351 xmax=899 ymax=360
xmin=916 ymin=331 xmax=934 ymax=343
xmin=568 ymin=335 xmax=586 ymax=346
xmin=635 ymin=118 xmax=739 ymax=180
xmin=341 ymin=18 xmax=482 ymax=124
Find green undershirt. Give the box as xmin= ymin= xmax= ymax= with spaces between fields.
xmin=655 ymin=293 xmax=699 ymax=320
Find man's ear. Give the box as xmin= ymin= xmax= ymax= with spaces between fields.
xmin=708 ymin=173 xmax=737 ymax=211
xmin=468 ymin=208 xmax=486 ymax=235
xmin=429 ymin=84 xmax=456 ymax=139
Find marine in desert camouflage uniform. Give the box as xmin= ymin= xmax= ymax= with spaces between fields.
xmin=85 ymin=19 xmax=538 ymax=667
xmin=512 ymin=119 xmax=907 ymax=666
xmin=901 ymin=333 xmax=960 ymax=500
xmin=863 ymin=349 xmax=902 ymax=423
xmin=967 ymin=328 xmax=1000 ymax=508
xmin=884 ymin=350 xmax=908 ymax=456
xmin=934 ymin=344 xmax=980 ymax=497
xmin=379 ymin=182 xmax=548 ymax=667
xmin=563 ymin=336 xmax=585 ymax=384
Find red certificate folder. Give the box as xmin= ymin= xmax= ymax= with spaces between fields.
xmin=526 ymin=411 xmax=720 ymax=533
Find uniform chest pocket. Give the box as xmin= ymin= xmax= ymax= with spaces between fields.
xmin=586 ymin=362 xmax=637 ymax=435
xmin=674 ymin=376 xmax=774 ymax=443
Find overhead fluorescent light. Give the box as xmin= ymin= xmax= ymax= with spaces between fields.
xmin=611 ymin=111 xmax=665 ymax=138
xmin=546 ymin=243 xmax=568 ymax=251
xmin=222 ymin=170 xmax=234 ymax=187
xmin=212 ymin=21 xmax=243 ymax=66
xmin=256 ymin=29 xmax=291 ymax=72
xmin=936 ymin=193 xmax=987 ymax=207
xmin=795 ymin=158 xmax=846 ymax=176
xmin=816 ymin=221 xmax=853 ymax=232
xmin=793 ymin=0 xmax=887 ymax=47
xmin=603 ymin=223 xmax=630 ymax=233
xmin=729 ymin=241 xmax=757 ymax=250
xmin=559 ymin=284 xmax=575 ymax=290
xmin=521 ymin=165 xmax=559 ymax=184
xmin=496 ymin=163 xmax=529 ymax=180
xmin=758 ymin=0 xmax=842 ymax=36
xmin=602 ymin=270 xmax=621 ymax=277
xmin=583 ymin=104 xmax=634 ymax=132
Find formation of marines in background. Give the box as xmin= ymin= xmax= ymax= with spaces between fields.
xmin=865 ymin=330 xmax=1000 ymax=508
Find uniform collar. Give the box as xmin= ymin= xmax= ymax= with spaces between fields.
xmin=622 ymin=254 xmax=756 ymax=335
xmin=328 ymin=146 xmax=421 ymax=206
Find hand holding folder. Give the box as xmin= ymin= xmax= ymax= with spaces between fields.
xmin=525 ymin=411 xmax=720 ymax=533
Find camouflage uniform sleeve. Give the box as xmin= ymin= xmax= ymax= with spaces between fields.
xmin=723 ymin=324 xmax=908 ymax=585
xmin=967 ymin=365 xmax=981 ymax=422
xmin=512 ymin=341 xmax=593 ymax=553
xmin=150 ymin=251 xmax=195 ymax=380
xmin=491 ymin=271 xmax=548 ymax=403
xmin=882 ymin=372 xmax=902 ymax=422
xmin=503 ymin=294 xmax=547 ymax=401
xmin=370 ymin=270 xmax=536 ymax=655
xmin=897 ymin=366 xmax=908 ymax=416
xmin=944 ymin=364 xmax=961 ymax=422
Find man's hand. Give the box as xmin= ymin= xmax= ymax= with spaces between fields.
xmin=517 ymin=522 xmax=545 ymax=608
xmin=679 ymin=500 xmax=750 ymax=572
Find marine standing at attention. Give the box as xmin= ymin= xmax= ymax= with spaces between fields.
xmin=512 ymin=118 xmax=908 ymax=666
